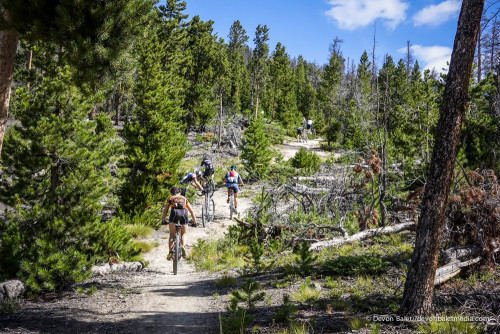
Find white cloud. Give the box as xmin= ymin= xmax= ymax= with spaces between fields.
xmin=325 ymin=0 xmax=409 ymax=30
xmin=399 ymin=44 xmax=452 ymax=72
xmin=413 ymin=0 xmax=461 ymax=27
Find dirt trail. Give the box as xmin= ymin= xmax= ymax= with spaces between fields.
xmin=0 ymin=138 xmax=328 ymax=334
xmin=278 ymin=136 xmax=335 ymax=161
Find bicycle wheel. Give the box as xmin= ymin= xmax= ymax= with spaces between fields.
xmin=229 ymin=192 xmax=234 ymax=220
xmin=209 ymin=198 xmax=215 ymax=222
xmin=201 ymin=203 xmax=206 ymax=228
xmin=173 ymin=231 xmax=180 ymax=275
xmin=208 ymin=179 xmax=216 ymax=197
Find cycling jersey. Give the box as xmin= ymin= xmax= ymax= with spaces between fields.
xmin=167 ymin=195 xmax=188 ymax=209
xmin=225 ymin=171 xmax=242 ymax=184
xmin=180 ymin=172 xmax=198 ymax=185
xmin=201 ymin=159 xmax=215 ymax=178
xmin=297 ymin=127 xmax=304 ymax=135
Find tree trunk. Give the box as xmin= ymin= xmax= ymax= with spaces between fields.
xmin=400 ymin=0 xmax=484 ymax=316
xmin=255 ymin=82 xmax=260 ymax=119
xmin=218 ymin=86 xmax=223 ymax=149
xmin=115 ymin=83 xmax=122 ymax=126
xmin=477 ymin=31 xmax=481 ymax=83
xmin=0 ymin=20 xmax=19 ymax=157
xmin=272 ymin=81 xmax=277 ymax=120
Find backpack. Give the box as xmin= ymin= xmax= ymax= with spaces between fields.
xmin=169 ymin=195 xmax=187 ymax=209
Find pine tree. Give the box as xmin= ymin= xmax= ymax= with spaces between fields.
xmin=120 ymin=27 xmax=187 ymax=216
xmin=227 ymin=20 xmax=250 ymax=113
xmin=250 ymin=25 xmax=270 ymax=118
xmin=0 ymin=45 xmax=127 ymax=291
xmin=0 ymin=0 xmax=154 ymax=155
xmin=241 ymin=116 xmax=273 ymax=178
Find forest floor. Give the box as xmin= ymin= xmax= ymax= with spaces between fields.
xmin=0 ymin=136 xmax=325 ymax=334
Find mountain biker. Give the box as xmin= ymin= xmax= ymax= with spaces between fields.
xmin=200 ymin=154 xmax=215 ymax=187
xmin=297 ymin=126 xmax=304 ymax=142
xmin=180 ymin=170 xmax=204 ymax=195
xmin=223 ymin=165 xmax=244 ymax=213
xmin=306 ymin=119 xmax=313 ymax=132
xmin=161 ymin=187 xmax=197 ymax=260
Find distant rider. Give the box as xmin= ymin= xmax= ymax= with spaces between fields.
xmin=162 ymin=187 xmax=197 ymax=260
xmin=223 ymin=165 xmax=244 ymax=214
xmin=306 ymin=119 xmax=313 ymax=132
xmin=200 ymin=155 xmax=215 ymax=186
xmin=180 ymin=170 xmax=204 ymax=195
xmin=297 ymin=126 xmax=304 ymax=142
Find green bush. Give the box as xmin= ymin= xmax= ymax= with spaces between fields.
xmin=324 ymin=120 xmax=341 ymax=145
xmin=263 ymin=121 xmax=285 ymax=144
xmin=290 ymin=148 xmax=320 ymax=173
xmin=320 ymin=255 xmax=389 ymax=276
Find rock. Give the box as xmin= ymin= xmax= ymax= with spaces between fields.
xmin=0 ymin=280 xmax=26 ymax=301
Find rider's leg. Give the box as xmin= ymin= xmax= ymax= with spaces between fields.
xmin=234 ymin=191 xmax=238 ymax=210
xmin=227 ymin=188 xmax=231 ymax=202
xmin=193 ymin=180 xmax=203 ymax=192
xmin=180 ymin=224 xmax=188 ymax=246
xmin=168 ymin=223 xmax=176 ymax=252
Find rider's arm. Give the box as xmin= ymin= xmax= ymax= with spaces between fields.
xmin=238 ymin=174 xmax=244 ymax=185
xmin=161 ymin=203 xmax=170 ymax=223
xmin=185 ymin=201 xmax=197 ymax=225
xmin=192 ymin=179 xmax=203 ymax=191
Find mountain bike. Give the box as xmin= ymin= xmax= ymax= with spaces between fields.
xmin=201 ymin=177 xmax=215 ymax=227
xmin=172 ymin=218 xmax=184 ymax=275
xmin=228 ymin=184 xmax=242 ymax=220
xmin=301 ymin=129 xmax=308 ymax=143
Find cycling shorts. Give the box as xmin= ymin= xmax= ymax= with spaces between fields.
xmin=169 ymin=209 xmax=189 ymax=225
xmin=297 ymin=128 xmax=303 ymax=135
xmin=226 ymin=183 xmax=239 ymax=193
xmin=203 ymin=169 xmax=214 ymax=178
xmin=306 ymin=124 xmax=312 ymax=130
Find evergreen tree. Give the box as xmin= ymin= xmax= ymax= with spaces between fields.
xmin=0 ymin=0 xmax=154 ymax=155
xmin=0 ymin=46 xmax=129 ymax=291
xmin=250 ymin=24 xmax=270 ymax=118
xmin=241 ymin=116 xmax=273 ymax=178
xmin=227 ymin=20 xmax=250 ymax=113
xmin=295 ymin=56 xmax=317 ymax=120
xmin=120 ymin=28 xmax=187 ymax=216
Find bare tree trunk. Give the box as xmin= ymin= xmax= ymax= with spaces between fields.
xmin=27 ymin=49 xmax=33 ymax=90
xmin=272 ymin=81 xmax=277 ymax=120
xmin=115 ymin=83 xmax=122 ymax=126
xmin=255 ymin=82 xmax=260 ymax=119
xmin=400 ymin=0 xmax=485 ymax=316
xmin=0 ymin=14 xmax=19 ymax=157
xmin=218 ymin=86 xmax=223 ymax=149
xmin=477 ymin=31 xmax=481 ymax=83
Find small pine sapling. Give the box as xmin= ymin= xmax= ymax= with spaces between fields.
xmin=273 ymin=294 xmax=298 ymax=323
xmin=293 ymin=242 xmax=318 ymax=276
xmin=230 ymin=278 xmax=265 ymax=310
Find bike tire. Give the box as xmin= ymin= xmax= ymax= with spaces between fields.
xmin=173 ymin=232 xmax=180 ymax=275
xmin=229 ymin=194 xmax=234 ymax=220
xmin=201 ymin=204 xmax=206 ymax=228
xmin=209 ymin=198 xmax=215 ymax=222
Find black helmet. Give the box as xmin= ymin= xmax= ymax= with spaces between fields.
xmin=196 ymin=170 xmax=203 ymax=179
xmin=171 ymin=187 xmax=181 ymax=195
xmin=202 ymin=154 xmax=210 ymax=161
xmin=230 ymin=165 xmax=237 ymax=171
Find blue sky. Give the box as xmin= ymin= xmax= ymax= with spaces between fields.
xmin=177 ymin=0 xmax=466 ymax=72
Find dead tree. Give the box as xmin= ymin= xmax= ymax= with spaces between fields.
xmin=400 ymin=0 xmax=485 ymax=316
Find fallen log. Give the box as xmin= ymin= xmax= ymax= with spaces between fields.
xmin=434 ymin=256 xmax=482 ymax=286
xmin=91 ymin=261 xmax=145 ymax=277
xmin=434 ymin=247 xmax=499 ymax=286
xmin=0 ymin=280 xmax=26 ymax=301
xmin=309 ymin=222 xmax=416 ymax=251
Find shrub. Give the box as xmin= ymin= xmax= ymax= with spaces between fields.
xmin=324 ymin=120 xmax=341 ymax=146
xmin=274 ymin=294 xmax=298 ymax=323
xmin=320 ymin=255 xmax=389 ymax=276
xmin=291 ymin=282 xmax=321 ymax=303
xmin=293 ymin=242 xmax=318 ymax=276
xmin=263 ymin=121 xmax=285 ymax=144
xmin=215 ymin=275 xmax=237 ymax=288
xmin=290 ymin=148 xmax=320 ymax=173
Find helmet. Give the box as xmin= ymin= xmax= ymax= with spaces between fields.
xmin=202 ymin=154 xmax=210 ymax=161
xmin=196 ymin=170 xmax=203 ymax=179
xmin=230 ymin=165 xmax=237 ymax=171
xmin=171 ymin=187 xmax=181 ymax=195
